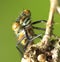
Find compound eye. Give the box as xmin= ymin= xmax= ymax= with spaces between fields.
xmin=23 ymin=10 xmax=31 ymax=17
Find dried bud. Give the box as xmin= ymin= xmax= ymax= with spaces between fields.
xmin=37 ymin=54 xmax=46 ymax=62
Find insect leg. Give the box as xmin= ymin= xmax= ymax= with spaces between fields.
xmin=29 ymin=34 xmax=43 ymax=42
xmin=31 ymin=20 xmax=47 ymax=25
xmin=16 ymin=44 xmax=23 ymax=56
xmin=34 ymin=34 xmax=42 ymax=39
xmin=24 ymin=28 xmax=30 ymax=40
xmin=32 ymin=26 xmax=46 ymax=31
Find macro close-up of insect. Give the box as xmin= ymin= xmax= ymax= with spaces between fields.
xmin=12 ymin=10 xmax=47 ymax=56
xmin=1 ymin=0 xmax=60 ymax=62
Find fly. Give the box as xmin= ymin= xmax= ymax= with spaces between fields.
xmin=12 ymin=10 xmax=47 ymax=56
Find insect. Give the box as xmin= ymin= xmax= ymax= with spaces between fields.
xmin=12 ymin=10 xmax=47 ymax=56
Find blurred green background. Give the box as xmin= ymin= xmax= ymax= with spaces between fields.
xmin=0 ymin=0 xmax=60 ymax=62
